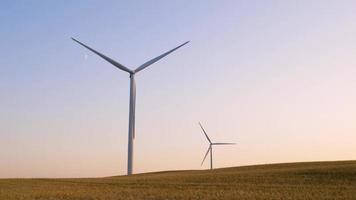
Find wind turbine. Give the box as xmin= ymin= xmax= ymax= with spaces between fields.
xmin=72 ymin=38 xmax=189 ymax=175
xmin=199 ymin=122 xmax=235 ymax=170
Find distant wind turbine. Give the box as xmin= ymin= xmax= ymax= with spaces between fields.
xmin=199 ymin=122 xmax=235 ymax=170
xmin=72 ymin=38 xmax=189 ymax=175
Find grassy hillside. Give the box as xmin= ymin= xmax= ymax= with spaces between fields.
xmin=1 ymin=160 xmax=356 ymax=200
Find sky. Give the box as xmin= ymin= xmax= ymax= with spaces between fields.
xmin=1 ymin=0 xmax=356 ymax=178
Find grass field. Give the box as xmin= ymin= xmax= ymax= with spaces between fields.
xmin=1 ymin=160 xmax=355 ymax=200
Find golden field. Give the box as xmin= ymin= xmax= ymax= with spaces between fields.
xmin=1 ymin=160 xmax=355 ymax=200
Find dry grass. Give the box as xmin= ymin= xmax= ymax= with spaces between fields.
xmin=1 ymin=160 xmax=356 ymax=199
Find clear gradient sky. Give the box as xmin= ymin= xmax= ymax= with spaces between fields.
xmin=1 ymin=0 xmax=356 ymax=178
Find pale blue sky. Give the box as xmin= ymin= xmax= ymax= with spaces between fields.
xmin=1 ymin=0 xmax=356 ymax=178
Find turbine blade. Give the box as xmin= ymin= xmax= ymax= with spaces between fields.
xmin=201 ymin=146 xmax=211 ymax=166
xmin=130 ymin=76 xmax=136 ymax=139
xmin=134 ymin=41 xmax=189 ymax=73
xmin=199 ymin=122 xmax=212 ymax=144
xmin=212 ymin=143 xmax=236 ymax=145
xmin=71 ymin=38 xmax=133 ymax=74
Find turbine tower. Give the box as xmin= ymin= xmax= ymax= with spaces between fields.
xmin=72 ymin=38 xmax=189 ymax=175
xmin=199 ymin=122 xmax=235 ymax=170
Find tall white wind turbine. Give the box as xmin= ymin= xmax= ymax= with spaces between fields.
xmin=72 ymin=38 xmax=189 ymax=175
xmin=199 ymin=122 xmax=235 ymax=170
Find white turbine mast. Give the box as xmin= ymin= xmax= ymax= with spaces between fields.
xmin=72 ymin=38 xmax=189 ymax=175
xmin=199 ymin=122 xmax=235 ymax=170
